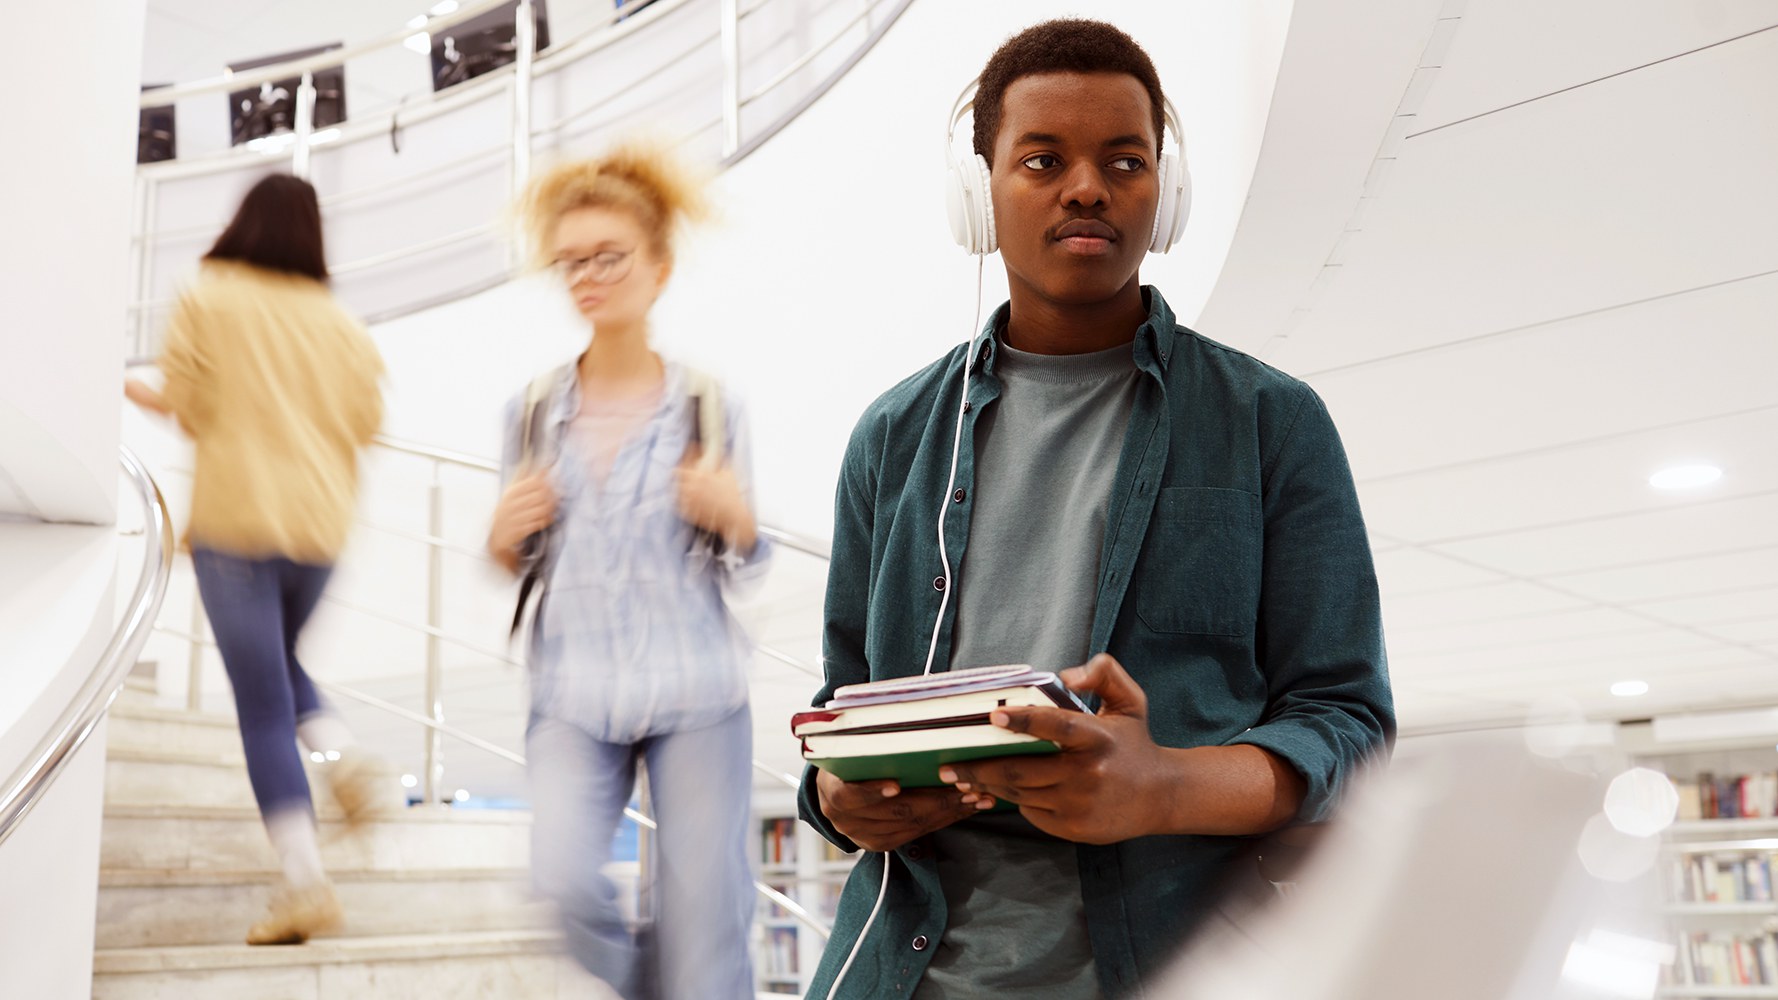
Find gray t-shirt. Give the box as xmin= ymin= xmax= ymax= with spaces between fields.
xmin=913 ymin=335 xmax=1139 ymax=1000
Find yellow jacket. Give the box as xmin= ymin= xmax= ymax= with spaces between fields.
xmin=157 ymin=261 xmax=384 ymax=563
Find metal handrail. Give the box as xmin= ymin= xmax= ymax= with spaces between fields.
xmin=0 ymin=449 xmax=174 ymax=848
xmin=310 ymin=689 xmax=830 ymax=940
xmin=369 ymin=435 xmax=834 ymax=561
xmin=139 ymin=0 xmax=522 ymax=105
xmin=128 ymin=0 xmax=914 ymax=345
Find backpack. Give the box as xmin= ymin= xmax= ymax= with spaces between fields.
xmin=509 ymin=362 xmax=728 ymax=638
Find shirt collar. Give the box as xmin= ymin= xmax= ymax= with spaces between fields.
xmin=971 ymin=285 xmax=1178 ymax=377
xmin=543 ymin=355 xmax=684 ymax=427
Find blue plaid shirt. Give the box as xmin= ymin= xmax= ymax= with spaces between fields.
xmin=501 ymin=360 xmax=772 ymax=743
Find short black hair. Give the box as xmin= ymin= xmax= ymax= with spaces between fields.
xmin=973 ymin=19 xmax=1166 ymax=167
xmin=205 ymin=173 xmax=329 ymax=282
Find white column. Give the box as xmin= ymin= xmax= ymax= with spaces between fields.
xmin=0 ymin=0 xmax=147 ymax=525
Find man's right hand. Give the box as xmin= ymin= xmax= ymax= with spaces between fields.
xmin=815 ymin=767 xmax=989 ymax=853
xmin=489 ymin=472 xmax=558 ymax=561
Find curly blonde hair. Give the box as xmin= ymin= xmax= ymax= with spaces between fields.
xmin=520 ymin=140 xmax=711 ymax=268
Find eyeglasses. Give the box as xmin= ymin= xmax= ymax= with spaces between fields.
xmin=551 ymin=248 xmax=636 ymax=286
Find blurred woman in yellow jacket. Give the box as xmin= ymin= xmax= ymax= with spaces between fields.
xmin=126 ymin=174 xmax=388 ymax=946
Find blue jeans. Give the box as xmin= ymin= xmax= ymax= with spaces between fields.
xmin=191 ymin=546 xmax=332 ymax=819
xmin=527 ymin=704 xmax=756 ymax=1000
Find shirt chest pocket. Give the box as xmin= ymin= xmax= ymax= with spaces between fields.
xmin=1135 ymin=487 xmax=1263 ymax=637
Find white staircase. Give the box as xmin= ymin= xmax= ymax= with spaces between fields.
xmin=91 ymin=691 xmax=616 ymax=999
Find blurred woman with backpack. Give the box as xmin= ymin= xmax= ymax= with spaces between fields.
xmin=487 ymin=142 xmax=769 ymax=1000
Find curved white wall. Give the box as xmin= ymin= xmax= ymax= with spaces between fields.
xmin=0 ymin=0 xmax=144 ymax=524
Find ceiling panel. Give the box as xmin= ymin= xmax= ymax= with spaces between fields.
xmin=1372 ymin=547 xmax=1508 ymax=597
xmin=1635 ymin=585 xmax=1778 ymax=628
xmin=1389 ymin=686 xmax=1524 ymax=728
xmin=1703 ymin=618 xmax=1778 ymax=644
xmin=1432 ymin=492 xmax=1778 ymax=577
xmin=1549 ymin=545 xmax=1778 ymax=605
xmin=1415 ymin=1 xmax=1778 ymax=130
xmin=1310 ymin=274 xmax=1778 ymax=481
xmin=1381 ymin=580 xmax=1590 ymax=632
xmin=1355 ymin=406 xmax=1778 ymax=544
xmin=1272 ymin=28 xmax=1778 ymax=375
xmin=1385 ymin=607 xmax=1660 ymax=660
xmin=1409 ymin=646 xmax=1765 ymax=695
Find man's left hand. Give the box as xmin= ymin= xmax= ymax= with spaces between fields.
xmin=938 ymin=653 xmax=1177 ymax=845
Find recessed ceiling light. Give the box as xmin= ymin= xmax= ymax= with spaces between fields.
xmin=1649 ymin=464 xmax=1722 ymax=490
xmin=453 ymin=788 xmax=470 ymax=802
xmin=404 ymin=30 xmax=431 ymax=54
xmin=1611 ymin=680 xmax=1650 ymax=698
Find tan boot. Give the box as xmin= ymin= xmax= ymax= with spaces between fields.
xmin=325 ymin=751 xmax=394 ymax=829
xmin=246 ymin=880 xmax=344 ymax=945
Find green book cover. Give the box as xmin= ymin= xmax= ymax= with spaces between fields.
xmin=806 ymin=739 xmax=1061 ymax=788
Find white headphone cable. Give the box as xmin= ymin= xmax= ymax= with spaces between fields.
xmin=825 ymin=254 xmax=986 ymax=1000
xmin=920 ymin=252 xmax=985 ymax=679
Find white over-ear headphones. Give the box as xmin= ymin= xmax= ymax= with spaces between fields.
xmin=944 ymin=78 xmax=1192 ymax=256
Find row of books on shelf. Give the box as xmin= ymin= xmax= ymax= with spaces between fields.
xmin=761 ymin=927 xmax=800 ymax=978
xmin=1670 ymin=852 xmax=1777 ymax=904
xmin=760 ymin=817 xmax=857 ymax=867
xmin=762 ymin=818 xmax=799 ymax=865
xmin=1675 ymin=772 xmax=1778 ymax=821
xmin=1672 ymin=931 xmax=1778 ymax=988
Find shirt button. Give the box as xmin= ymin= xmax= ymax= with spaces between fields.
xmin=962 ymin=401 xmax=973 ymax=414
xmin=906 ymin=842 xmax=925 ymax=860
xmin=912 ymin=934 xmax=929 ymax=951
xmin=933 ymin=577 xmax=946 ymax=592
xmin=952 ymin=489 xmax=966 ymax=503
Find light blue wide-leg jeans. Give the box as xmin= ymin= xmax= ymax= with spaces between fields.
xmin=528 ymin=704 xmax=756 ymax=1000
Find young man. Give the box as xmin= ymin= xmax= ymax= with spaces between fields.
xmin=798 ymin=19 xmax=1395 ymax=1000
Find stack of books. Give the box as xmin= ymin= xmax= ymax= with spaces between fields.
xmin=792 ymin=664 xmax=1089 ymax=787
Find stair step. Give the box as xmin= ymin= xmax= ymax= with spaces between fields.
xmin=91 ymin=929 xmax=621 ymax=999
xmin=96 ymin=868 xmax=548 ymax=948
xmin=108 ymin=703 xmax=243 ymax=757
xmin=103 ymin=747 xmax=409 ymax=815
xmin=100 ymin=804 xmax=531 ymax=874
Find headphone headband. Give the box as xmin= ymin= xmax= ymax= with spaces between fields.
xmin=946 ymin=79 xmax=1186 ymax=163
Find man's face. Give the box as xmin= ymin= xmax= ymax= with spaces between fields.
xmin=989 ymin=71 xmax=1160 ymax=309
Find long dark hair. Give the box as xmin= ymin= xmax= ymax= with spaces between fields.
xmin=205 ymin=173 xmax=329 ymax=282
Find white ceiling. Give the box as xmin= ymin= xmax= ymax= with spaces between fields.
xmin=1204 ymin=0 xmax=1778 ymax=731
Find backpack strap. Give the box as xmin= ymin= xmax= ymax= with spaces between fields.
xmin=682 ymin=365 xmax=726 ymax=469
xmin=681 ymin=365 xmax=731 ymax=559
xmin=510 ymin=362 xmax=573 ymax=639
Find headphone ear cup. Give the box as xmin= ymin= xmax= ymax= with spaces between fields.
xmin=946 ymin=153 xmax=995 ymax=255
xmin=945 ymin=156 xmax=974 ymax=251
xmin=972 ymin=154 xmax=996 ymax=255
xmin=1149 ymin=153 xmax=1192 ymax=254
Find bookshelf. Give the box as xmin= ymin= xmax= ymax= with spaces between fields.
xmin=1640 ymin=743 xmax=1778 ymax=998
xmin=753 ymin=795 xmax=860 ymax=996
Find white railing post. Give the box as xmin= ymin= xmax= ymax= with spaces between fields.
xmin=186 ymin=579 xmax=206 ymax=711
xmin=422 ymin=463 xmax=447 ymax=805
xmin=293 ymin=72 xmax=317 ymax=180
xmin=507 ymin=0 xmax=537 ymax=271
xmin=721 ymin=0 xmax=741 ymax=157
xmin=132 ymin=175 xmax=158 ymax=358
xmin=512 ymin=0 xmax=536 ymax=196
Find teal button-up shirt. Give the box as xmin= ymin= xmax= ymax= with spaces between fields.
xmin=797 ymin=288 xmax=1395 ymax=998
